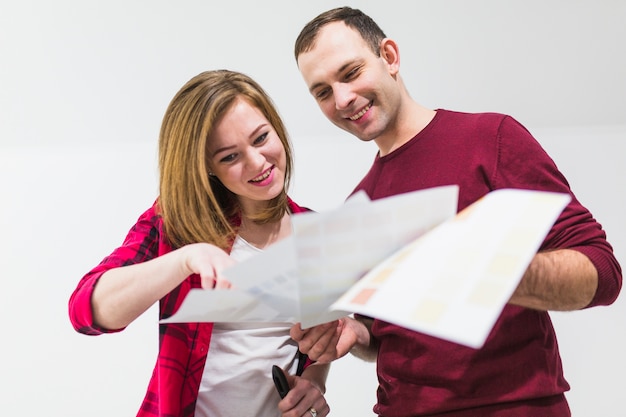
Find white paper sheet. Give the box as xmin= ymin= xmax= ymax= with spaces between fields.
xmin=160 ymin=186 xmax=570 ymax=349
xmin=331 ymin=189 xmax=570 ymax=348
xmin=161 ymin=185 xmax=458 ymax=325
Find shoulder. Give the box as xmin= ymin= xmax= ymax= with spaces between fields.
xmin=435 ymin=109 xmax=532 ymax=140
xmin=287 ymin=197 xmax=313 ymax=214
xmin=119 ymin=198 xmax=167 ymax=250
xmin=436 ymin=108 xmax=511 ymax=127
xmin=130 ymin=199 xmax=164 ymax=233
xmin=136 ymin=199 xmax=161 ymax=222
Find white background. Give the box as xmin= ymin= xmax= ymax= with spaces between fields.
xmin=1 ymin=1 xmax=624 ymax=416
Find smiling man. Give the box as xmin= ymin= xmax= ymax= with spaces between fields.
xmin=289 ymin=6 xmax=622 ymax=417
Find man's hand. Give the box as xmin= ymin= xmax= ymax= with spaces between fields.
xmin=290 ymin=317 xmax=374 ymax=363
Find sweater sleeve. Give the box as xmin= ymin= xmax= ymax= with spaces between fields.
xmin=494 ymin=116 xmax=622 ymax=307
xmin=68 ymin=203 xmax=163 ymax=335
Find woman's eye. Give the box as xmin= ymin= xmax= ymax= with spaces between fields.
xmin=254 ymin=132 xmax=268 ymax=145
xmin=219 ymin=153 xmax=237 ymax=163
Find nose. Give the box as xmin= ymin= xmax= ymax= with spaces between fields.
xmin=333 ymin=83 xmax=356 ymax=110
xmin=246 ymin=147 xmax=266 ymax=172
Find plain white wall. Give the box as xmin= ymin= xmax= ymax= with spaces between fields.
xmin=1 ymin=1 xmax=624 ymax=416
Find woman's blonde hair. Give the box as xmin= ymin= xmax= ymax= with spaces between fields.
xmin=157 ymin=70 xmax=293 ymax=250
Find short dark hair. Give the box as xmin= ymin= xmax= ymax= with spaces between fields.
xmin=295 ymin=6 xmax=387 ymax=61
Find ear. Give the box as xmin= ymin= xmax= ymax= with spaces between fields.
xmin=380 ymin=38 xmax=400 ymax=76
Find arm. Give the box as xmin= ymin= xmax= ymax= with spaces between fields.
xmin=492 ymin=116 xmax=622 ymax=310
xmin=510 ymin=249 xmax=597 ymax=311
xmin=92 ymin=242 xmax=234 ymax=330
xmin=349 ymin=316 xmax=378 ymax=361
xmin=300 ymin=362 xmax=330 ymax=394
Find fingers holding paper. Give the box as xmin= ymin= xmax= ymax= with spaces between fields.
xmin=290 ymin=321 xmax=343 ymax=363
xmin=181 ymin=242 xmax=235 ymax=289
xmin=290 ymin=317 xmax=376 ymax=363
xmin=92 ymin=242 xmax=235 ymax=330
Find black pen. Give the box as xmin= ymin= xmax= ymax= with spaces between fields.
xmin=272 ymin=365 xmax=290 ymax=399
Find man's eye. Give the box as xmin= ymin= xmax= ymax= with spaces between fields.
xmin=345 ymin=67 xmax=359 ymax=80
xmin=315 ymin=88 xmax=330 ymax=100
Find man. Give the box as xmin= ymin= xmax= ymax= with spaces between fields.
xmin=290 ymin=6 xmax=622 ymax=417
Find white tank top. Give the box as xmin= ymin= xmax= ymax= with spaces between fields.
xmin=194 ymin=236 xmax=300 ymax=417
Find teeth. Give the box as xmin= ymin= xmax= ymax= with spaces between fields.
xmin=251 ymin=169 xmax=271 ymax=182
xmin=349 ymin=103 xmax=371 ymax=121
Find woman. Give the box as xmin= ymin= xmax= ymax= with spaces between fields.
xmin=68 ymin=70 xmax=330 ymax=417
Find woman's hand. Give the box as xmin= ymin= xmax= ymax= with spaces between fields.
xmin=180 ymin=242 xmax=235 ymax=289
xmin=277 ymin=371 xmax=330 ymax=417
xmin=92 ymin=242 xmax=235 ymax=330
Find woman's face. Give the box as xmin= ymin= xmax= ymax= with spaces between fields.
xmin=207 ymin=97 xmax=287 ymax=215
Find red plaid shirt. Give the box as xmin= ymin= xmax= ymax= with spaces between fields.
xmin=69 ymin=198 xmax=310 ymax=417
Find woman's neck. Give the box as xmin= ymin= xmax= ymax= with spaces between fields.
xmin=238 ymin=211 xmax=291 ymax=249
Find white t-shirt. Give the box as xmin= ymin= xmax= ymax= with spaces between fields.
xmin=194 ymin=236 xmax=300 ymax=417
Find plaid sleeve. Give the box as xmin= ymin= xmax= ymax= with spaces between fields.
xmin=68 ymin=202 xmax=162 ymax=335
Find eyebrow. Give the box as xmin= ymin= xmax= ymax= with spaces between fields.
xmin=211 ymin=144 xmax=236 ymax=158
xmin=210 ymin=123 xmax=269 ymax=158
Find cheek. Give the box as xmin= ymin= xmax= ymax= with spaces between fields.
xmin=218 ymin=167 xmax=241 ymax=186
xmin=320 ymin=101 xmax=337 ymax=119
xmin=275 ymin=147 xmax=288 ymax=167
xmin=268 ymin=138 xmax=287 ymax=161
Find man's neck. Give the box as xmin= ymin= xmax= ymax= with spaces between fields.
xmin=376 ymin=104 xmax=436 ymax=157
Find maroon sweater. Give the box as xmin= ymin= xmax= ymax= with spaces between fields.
xmin=353 ymin=110 xmax=622 ymax=417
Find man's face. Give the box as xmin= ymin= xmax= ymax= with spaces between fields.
xmin=297 ymin=21 xmax=398 ymax=143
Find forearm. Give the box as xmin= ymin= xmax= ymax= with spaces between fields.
xmin=92 ymin=248 xmax=190 ymax=330
xmin=349 ymin=316 xmax=378 ymax=362
xmin=510 ymin=248 xmax=598 ymax=311
xmin=300 ymin=362 xmax=330 ymax=394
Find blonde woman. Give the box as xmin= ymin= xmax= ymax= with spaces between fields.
xmin=69 ymin=70 xmax=329 ymax=417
